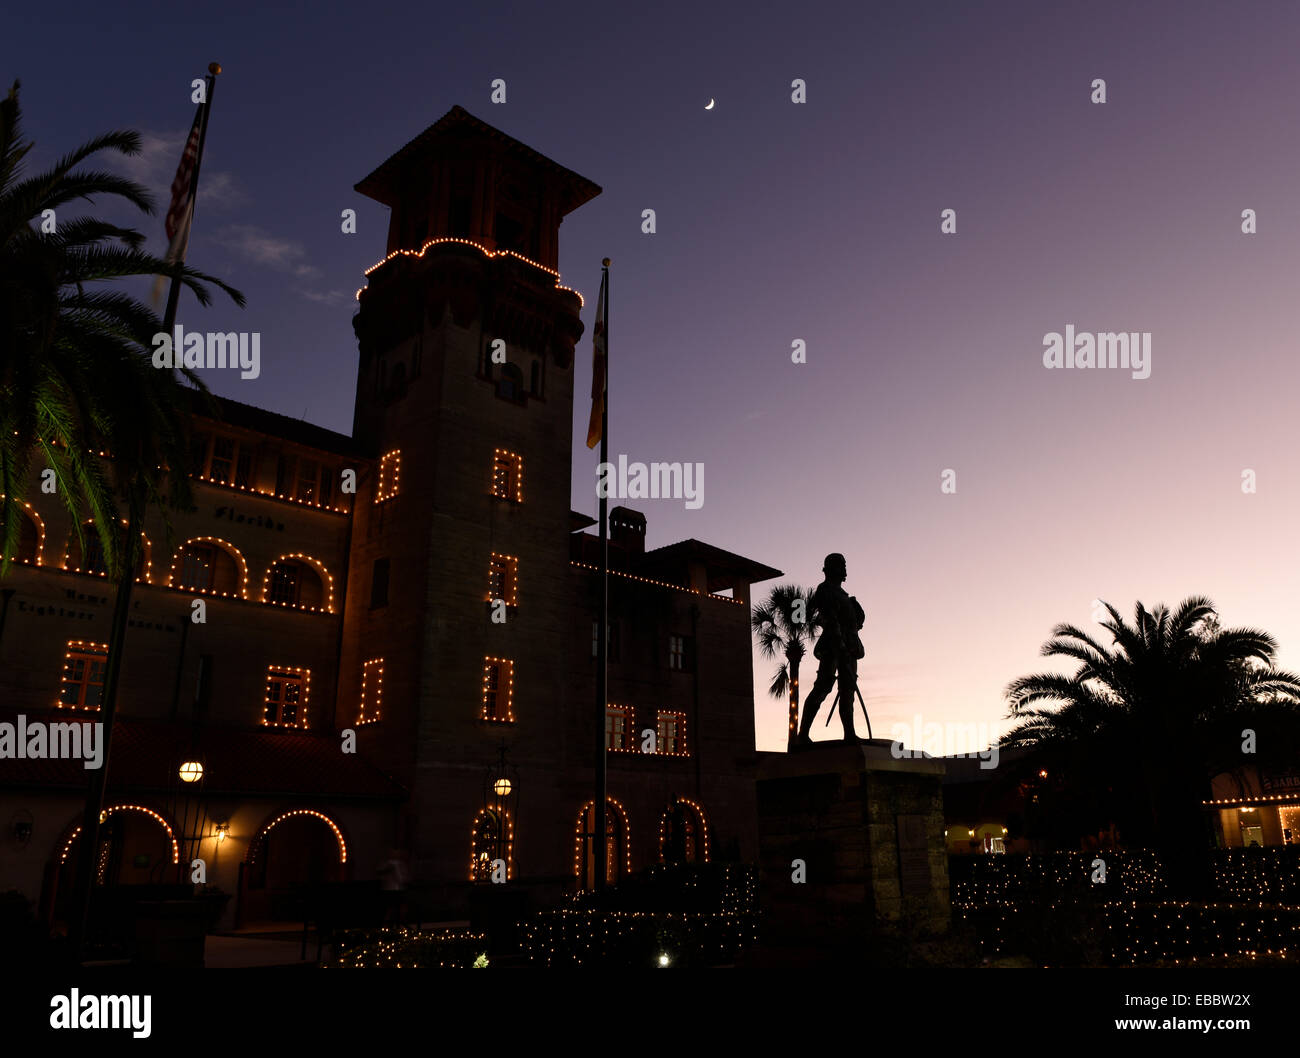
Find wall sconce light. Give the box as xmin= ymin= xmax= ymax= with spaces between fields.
xmin=214 ymin=821 xmax=230 ymax=843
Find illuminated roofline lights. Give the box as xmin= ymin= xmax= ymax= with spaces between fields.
xmin=1203 ymin=795 xmax=1298 ymax=806
xmin=59 ymin=804 xmax=180 ymax=864
xmin=570 ymin=561 xmax=744 ymax=605
xmin=355 ymin=237 xmax=584 ymax=306
xmin=191 ymin=472 xmax=351 ymax=514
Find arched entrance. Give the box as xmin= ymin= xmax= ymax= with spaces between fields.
xmin=240 ymin=809 xmax=348 ymax=925
xmin=48 ymin=805 xmax=180 ymax=924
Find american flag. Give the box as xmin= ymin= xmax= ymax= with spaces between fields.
xmin=152 ymin=107 xmax=203 ymax=306
xmin=585 ymin=268 xmax=607 ymax=449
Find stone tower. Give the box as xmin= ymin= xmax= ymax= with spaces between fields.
xmin=340 ymin=106 xmax=601 ymax=884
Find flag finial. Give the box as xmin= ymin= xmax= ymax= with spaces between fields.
xmin=209 ymin=62 xmax=222 ymax=75
xmin=602 ymin=257 xmax=610 ymax=267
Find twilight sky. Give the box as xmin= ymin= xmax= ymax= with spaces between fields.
xmin=8 ymin=1 xmax=1300 ymax=751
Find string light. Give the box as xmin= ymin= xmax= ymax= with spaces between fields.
xmin=481 ymin=657 xmax=515 ymax=723
xmin=570 ymin=561 xmax=744 ymax=605
xmin=59 ymin=804 xmax=180 ymax=864
xmin=655 ymin=710 xmax=690 ymax=757
xmin=606 ymin=704 xmax=636 ymax=753
xmin=56 ymin=640 xmax=108 ymax=710
xmin=0 ymin=496 xmax=45 ymax=564
xmin=487 ymin=553 xmax=519 ymax=606
xmin=61 ymin=519 xmax=152 ymax=583
xmin=468 ymin=807 xmax=514 ymax=881
xmin=167 ymin=537 xmax=250 ymax=599
xmin=573 ymin=797 xmax=632 ymax=885
xmin=191 ymin=472 xmax=351 ymax=514
xmin=325 ymin=927 xmax=487 ymax=969
xmin=658 ymin=798 xmax=711 ymax=864
xmin=490 ymin=449 xmax=523 ymax=503
xmin=355 ymin=236 xmax=584 ymax=306
xmin=376 ymin=450 xmax=401 ymax=503
xmin=260 ymin=553 xmax=337 ymax=613
xmin=358 ymin=659 xmax=384 ymax=725
xmin=263 ymin=666 xmax=311 ymax=728
xmin=249 ymin=809 xmax=347 ymax=864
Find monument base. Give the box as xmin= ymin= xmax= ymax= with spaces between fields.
xmin=755 ymin=740 xmax=950 ymax=952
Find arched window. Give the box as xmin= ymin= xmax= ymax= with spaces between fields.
xmin=263 ymin=557 xmax=329 ymax=611
xmin=65 ymin=522 xmax=149 ymax=581
xmin=170 ymin=538 xmax=247 ymax=598
xmin=470 ymin=808 xmax=513 ymax=882
xmin=659 ymin=798 xmax=710 ymax=864
xmin=14 ymin=506 xmax=42 ymax=564
xmin=575 ymin=798 xmax=631 ymax=889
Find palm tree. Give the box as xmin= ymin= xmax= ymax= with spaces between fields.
xmin=1003 ymin=596 xmax=1300 ymax=894
xmin=753 ymin=584 xmax=821 ymax=750
xmin=0 ymin=78 xmax=241 ymax=572
xmin=0 ymin=79 xmax=243 ymax=959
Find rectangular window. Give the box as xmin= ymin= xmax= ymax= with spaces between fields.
xmin=669 ymin=635 xmax=695 ymax=672
xmin=295 ymin=459 xmax=318 ymax=503
xmin=359 ymin=659 xmax=383 ymax=724
xmin=605 ymin=705 xmax=634 ymax=752
xmin=58 ymin=641 xmax=108 ymax=710
xmin=591 ymin=621 xmax=621 ymax=662
xmin=490 ymin=449 xmax=523 ymax=503
xmin=657 ymin=710 xmax=688 ymax=756
xmin=370 ymin=558 xmax=390 ymax=609
xmin=265 ymin=667 xmax=310 ymax=728
xmin=481 ymin=657 xmax=515 ymax=723
xmin=488 ymin=553 xmax=518 ymax=606
xmin=209 ymin=436 xmax=236 ymax=484
xmin=377 ymin=450 xmax=401 ymax=503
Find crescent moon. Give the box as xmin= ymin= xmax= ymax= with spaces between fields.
xmin=705 ymin=98 xmax=715 ymax=110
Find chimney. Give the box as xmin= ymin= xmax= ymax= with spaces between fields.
xmin=609 ymin=507 xmax=646 ymax=555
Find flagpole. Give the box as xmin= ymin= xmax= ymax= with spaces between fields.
xmin=595 ymin=258 xmax=610 ymax=896
xmin=161 ymin=62 xmax=220 ymax=334
xmin=68 ymin=62 xmax=221 ymax=966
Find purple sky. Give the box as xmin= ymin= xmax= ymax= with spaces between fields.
xmin=8 ymin=1 xmax=1300 ymax=751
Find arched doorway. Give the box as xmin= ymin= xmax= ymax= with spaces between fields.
xmin=575 ymin=799 xmax=630 ymax=890
xmin=659 ymin=798 xmax=710 ymax=864
xmin=49 ymin=805 xmax=180 ymax=925
xmin=241 ymin=810 xmax=347 ymax=924
xmin=469 ymin=808 xmax=513 ymax=882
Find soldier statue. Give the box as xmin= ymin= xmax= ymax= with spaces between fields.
xmin=796 ymin=553 xmax=866 ymax=746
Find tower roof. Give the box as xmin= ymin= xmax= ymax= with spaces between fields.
xmin=355 ymin=105 xmax=601 ymax=215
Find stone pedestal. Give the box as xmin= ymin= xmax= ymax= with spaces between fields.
xmin=755 ymin=741 xmax=949 ymax=949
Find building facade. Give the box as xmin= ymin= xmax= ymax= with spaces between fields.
xmin=0 ymin=106 xmax=779 ymax=928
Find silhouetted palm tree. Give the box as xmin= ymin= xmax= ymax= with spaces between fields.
xmin=753 ymin=584 xmax=821 ymax=750
xmin=0 ymin=78 xmax=241 ymax=572
xmin=1004 ymin=596 xmax=1300 ymax=894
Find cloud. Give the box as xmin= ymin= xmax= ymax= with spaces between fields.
xmin=299 ymin=289 xmax=352 ymax=305
xmin=113 ymin=129 xmax=243 ymax=209
xmin=213 ymin=223 xmax=321 ymax=280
